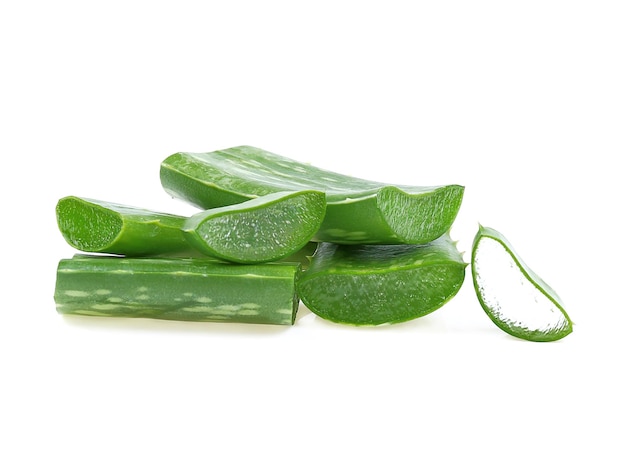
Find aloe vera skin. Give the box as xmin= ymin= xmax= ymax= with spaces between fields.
xmin=160 ymin=146 xmax=464 ymax=245
xmin=182 ymin=190 xmax=326 ymax=264
xmin=56 ymin=196 xmax=191 ymax=256
xmin=55 ymin=256 xmax=301 ymax=325
xmin=296 ymin=234 xmax=467 ymax=326
xmin=471 ymin=226 xmax=573 ymax=342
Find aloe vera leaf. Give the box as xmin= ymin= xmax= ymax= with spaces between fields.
xmin=54 ymin=255 xmax=300 ymax=325
xmin=160 ymin=145 xmax=464 ymax=245
xmin=296 ymin=234 xmax=467 ymax=325
xmin=182 ymin=190 xmax=326 ymax=263
xmin=56 ymin=196 xmax=191 ymax=256
xmin=471 ymin=226 xmax=573 ymax=342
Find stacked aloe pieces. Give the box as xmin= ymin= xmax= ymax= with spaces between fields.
xmin=55 ymin=145 xmax=573 ymax=340
xmin=55 ymin=145 xmax=466 ymax=326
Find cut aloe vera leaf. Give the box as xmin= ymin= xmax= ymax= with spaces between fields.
xmin=296 ymin=233 xmax=467 ymax=325
xmin=182 ymin=190 xmax=326 ymax=263
xmin=160 ymin=145 xmax=464 ymax=245
xmin=471 ymin=226 xmax=573 ymax=342
xmin=56 ymin=196 xmax=191 ymax=256
xmin=55 ymin=255 xmax=300 ymax=325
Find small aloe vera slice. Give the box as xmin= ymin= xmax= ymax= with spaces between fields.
xmin=471 ymin=226 xmax=573 ymax=342
xmin=56 ymin=196 xmax=190 ymax=256
xmin=55 ymin=255 xmax=300 ymax=325
xmin=296 ymin=234 xmax=467 ymax=325
xmin=160 ymin=145 xmax=464 ymax=245
xmin=182 ymin=190 xmax=326 ymax=263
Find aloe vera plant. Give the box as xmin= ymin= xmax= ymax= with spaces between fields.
xmin=296 ymin=234 xmax=466 ymax=325
xmin=471 ymin=226 xmax=573 ymax=341
xmin=183 ymin=190 xmax=326 ymax=263
xmin=56 ymin=196 xmax=190 ymax=256
xmin=55 ymin=255 xmax=301 ymax=325
xmin=160 ymin=146 xmax=464 ymax=245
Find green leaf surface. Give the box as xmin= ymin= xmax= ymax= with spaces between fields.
xmin=183 ymin=190 xmax=326 ymax=263
xmin=56 ymin=196 xmax=190 ymax=256
xmin=296 ymin=234 xmax=467 ymax=326
xmin=55 ymin=255 xmax=300 ymax=325
xmin=160 ymin=145 xmax=464 ymax=245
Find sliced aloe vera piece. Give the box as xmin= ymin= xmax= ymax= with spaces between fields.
xmin=296 ymin=234 xmax=467 ymax=325
xmin=471 ymin=226 xmax=573 ymax=341
xmin=56 ymin=196 xmax=190 ymax=256
xmin=55 ymin=255 xmax=300 ymax=325
xmin=182 ymin=190 xmax=326 ymax=263
xmin=160 ymin=145 xmax=464 ymax=245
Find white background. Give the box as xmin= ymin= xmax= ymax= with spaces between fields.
xmin=1 ymin=1 xmax=624 ymax=471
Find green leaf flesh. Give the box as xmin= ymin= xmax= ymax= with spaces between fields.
xmin=296 ymin=234 xmax=467 ymax=326
xmin=56 ymin=196 xmax=190 ymax=256
xmin=182 ymin=190 xmax=326 ymax=263
xmin=55 ymin=256 xmax=300 ymax=325
xmin=471 ymin=226 xmax=573 ymax=342
xmin=160 ymin=145 xmax=464 ymax=245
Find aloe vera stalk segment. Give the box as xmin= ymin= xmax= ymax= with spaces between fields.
xmin=56 ymin=196 xmax=191 ymax=256
xmin=55 ymin=255 xmax=301 ymax=325
xmin=471 ymin=226 xmax=573 ymax=342
xmin=296 ymin=234 xmax=467 ymax=325
xmin=182 ymin=190 xmax=326 ymax=263
xmin=160 ymin=145 xmax=464 ymax=245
